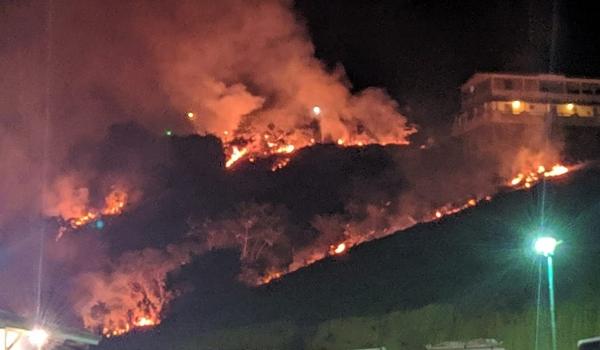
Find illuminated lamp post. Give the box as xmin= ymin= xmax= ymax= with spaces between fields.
xmin=534 ymin=236 xmax=560 ymax=350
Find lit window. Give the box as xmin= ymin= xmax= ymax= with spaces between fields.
xmin=511 ymin=100 xmax=525 ymax=115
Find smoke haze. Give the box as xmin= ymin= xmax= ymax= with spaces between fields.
xmin=0 ymin=0 xmax=563 ymax=335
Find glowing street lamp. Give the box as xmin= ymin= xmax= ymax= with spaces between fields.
xmin=534 ymin=236 xmax=558 ymax=256
xmin=312 ymin=105 xmax=322 ymax=116
xmin=534 ymin=236 xmax=560 ymax=350
xmin=28 ymin=328 xmax=49 ymax=348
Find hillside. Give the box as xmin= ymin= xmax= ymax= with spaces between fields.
xmin=98 ymin=163 xmax=600 ymax=349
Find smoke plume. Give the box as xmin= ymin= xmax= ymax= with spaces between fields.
xmin=0 ymin=0 xmax=567 ymax=337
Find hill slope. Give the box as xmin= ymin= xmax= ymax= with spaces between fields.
xmin=99 ymin=164 xmax=600 ymax=349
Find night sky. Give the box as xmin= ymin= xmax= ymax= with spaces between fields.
xmin=295 ymin=0 xmax=600 ymax=132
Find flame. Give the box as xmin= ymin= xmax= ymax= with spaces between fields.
xmin=544 ymin=164 xmax=569 ymax=177
xmin=102 ymin=190 xmax=128 ymax=215
xmin=509 ymin=163 xmax=570 ymax=189
xmin=214 ymin=160 xmax=575 ymax=289
xmin=59 ymin=188 xmax=129 ymax=238
xmin=134 ymin=316 xmax=156 ymax=327
xmin=261 ymin=271 xmax=282 ymax=285
xmin=103 ymin=313 xmax=160 ymax=338
xmin=70 ymin=211 xmax=99 ymax=228
xmin=213 ymin=106 xmax=413 ymax=172
xmin=332 ymin=242 xmax=346 ymax=255
xmin=225 ymin=146 xmax=248 ymax=168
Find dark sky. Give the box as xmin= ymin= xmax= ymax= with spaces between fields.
xmin=295 ymin=0 xmax=600 ymax=132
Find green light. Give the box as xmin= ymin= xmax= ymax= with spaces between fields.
xmin=534 ymin=236 xmax=558 ymax=256
xmin=165 ymin=129 xmax=173 ymax=136
xmin=532 ymin=235 xmax=560 ymax=350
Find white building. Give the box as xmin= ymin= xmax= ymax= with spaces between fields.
xmin=453 ymin=72 xmax=600 ymax=135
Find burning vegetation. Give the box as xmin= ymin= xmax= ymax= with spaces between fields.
xmin=0 ymin=0 xmax=583 ymax=340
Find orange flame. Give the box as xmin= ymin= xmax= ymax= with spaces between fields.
xmin=332 ymin=242 xmax=346 ymax=255
xmin=225 ymin=146 xmax=248 ymax=168
xmin=60 ymin=188 xmax=129 ymax=237
xmin=103 ymin=314 xmax=160 ymax=338
xmin=509 ymin=163 xmax=570 ymax=189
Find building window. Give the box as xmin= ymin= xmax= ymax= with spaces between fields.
xmin=566 ymin=82 xmax=580 ymax=94
xmin=540 ymin=80 xmax=564 ymax=93
xmin=524 ymin=79 xmax=538 ymax=91
xmin=493 ymin=78 xmax=517 ymax=90
xmin=475 ymin=79 xmax=491 ymax=95
xmin=581 ymin=83 xmax=594 ymax=95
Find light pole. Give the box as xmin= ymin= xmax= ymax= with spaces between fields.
xmin=534 ymin=236 xmax=559 ymax=350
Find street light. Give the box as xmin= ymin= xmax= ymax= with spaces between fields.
xmin=534 ymin=236 xmax=560 ymax=350
xmin=28 ymin=328 xmax=49 ymax=348
xmin=534 ymin=236 xmax=558 ymax=256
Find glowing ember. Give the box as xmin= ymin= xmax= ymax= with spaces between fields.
xmin=271 ymin=157 xmax=291 ymax=172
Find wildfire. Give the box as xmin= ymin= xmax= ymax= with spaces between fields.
xmin=261 ymin=271 xmax=282 ymax=285
xmin=102 ymin=190 xmax=128 ymax=215
xmin=211 ymin=103 xmax=414 ymax=172
xmin=135 ymin=316 xmax=157 ymax=327
xmin=509 ymin=164 xmax=570 ymax=189
xmin=58 ymin=188 xmax=129 ymax=239
xmin=225 ymin=146 xmax=248 ymax=168
xmin=103 ymin=314 xmax=159 ymax=338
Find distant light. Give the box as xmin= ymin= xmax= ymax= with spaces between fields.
xmin=165 ymin=129 xmax=173 ymax=136
xmin=337 ymin=139 xmax=344 ymax=145
xmin=566 ymin=103 xmax=575 ymax=111
xmin=312 ymin=106 xmax=321 ymax=116
xmin=28 ymin=328 xmax=49 ymax=347
xmin=534 ymin=236 xmax=558 ymax=256
xmin=512 ymin=100 xmax=522 ymax=109
xmin=95 ymin=219 xmax=105 ymax=230
xmin=186 ymin=112 xmax=194 ymax=119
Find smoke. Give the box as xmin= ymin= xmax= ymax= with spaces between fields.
xmin=0 ymin=0 xmax=567 ymax=336
xmin=73 ymin=241 xmax=205 ymax=335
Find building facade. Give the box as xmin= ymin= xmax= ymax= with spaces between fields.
xmin=453 ymin=72 xmax=600 ymax=135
